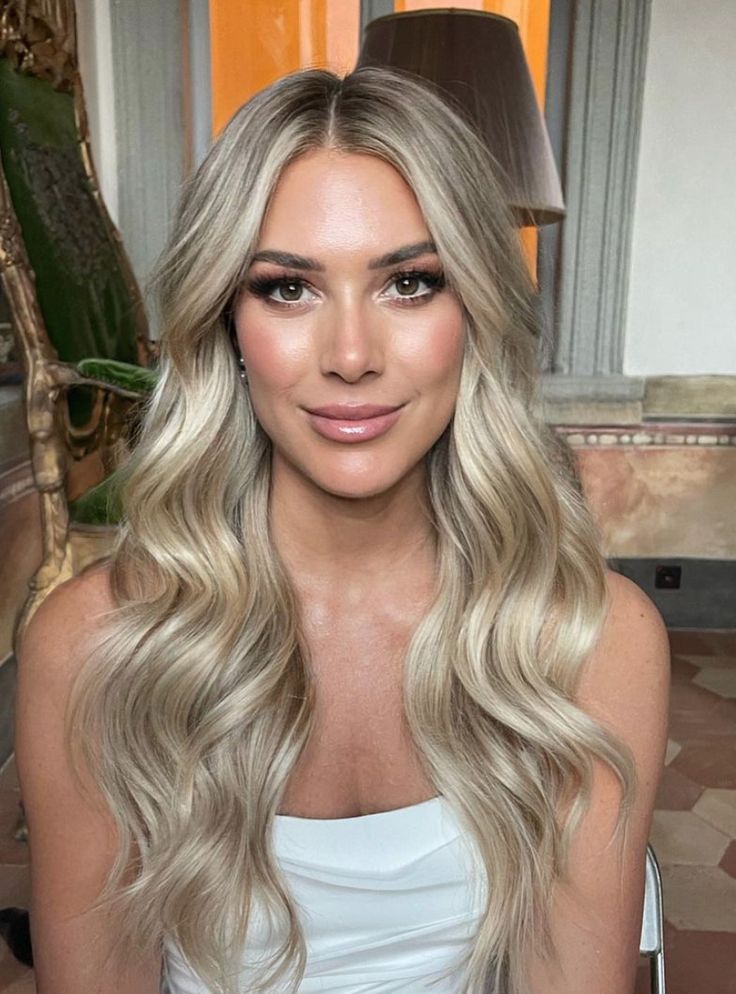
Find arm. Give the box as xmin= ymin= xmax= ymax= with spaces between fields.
xmin=14 ymin=566 xmax=163 ymax=994
xmin=526 ymin=570 xmax=671 ymax=994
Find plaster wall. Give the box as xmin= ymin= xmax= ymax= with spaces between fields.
xmin=624 ymin=0 xmax=736 ymax=375
xmin=576 ymin=442 xmax=736 ymax=561
xmin=75 ymin=0 xmax=119 ymax=225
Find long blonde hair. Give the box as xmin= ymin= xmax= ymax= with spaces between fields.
xmin=66 ymin=66 xmax=635 ymax=994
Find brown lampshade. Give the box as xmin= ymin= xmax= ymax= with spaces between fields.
xmin=357 ymin=9 xmax=565 ymax=226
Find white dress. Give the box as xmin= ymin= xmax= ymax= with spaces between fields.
xmin=162 ymin=794 xmax=488 ymax=993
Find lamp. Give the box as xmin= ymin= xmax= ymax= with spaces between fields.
xmin=356 ymin=8 xmax=564 ymax=226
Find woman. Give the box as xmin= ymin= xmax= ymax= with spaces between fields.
xmin=15 ymin=66 xmax=669 ymax=994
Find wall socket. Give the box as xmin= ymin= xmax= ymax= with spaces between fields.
xmin=655 ymin=564 xmax=682 ymax=590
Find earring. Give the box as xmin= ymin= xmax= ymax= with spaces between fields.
xmin=237 ymin=355 xmax=247 ymax=382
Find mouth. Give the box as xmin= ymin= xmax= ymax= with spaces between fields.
xmin=303 ymin=403 xmax=405 ymax=443
xmin=305 ymin=404 xmax=403 ymax=420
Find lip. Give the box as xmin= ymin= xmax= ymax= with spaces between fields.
xmin=305 ymin=404 xmax=402 ymax=420
xmin=304 ymin=403 xmax=404 ymax=443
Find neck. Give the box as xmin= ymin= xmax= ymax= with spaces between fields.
xmin=268 ymin=453 xmax=437 ymax=588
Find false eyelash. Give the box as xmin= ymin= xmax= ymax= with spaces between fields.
xmin=245 ymin=267 xmax=446 ymax=305
xmin=392 ymin=268 xmax=447 ymax=294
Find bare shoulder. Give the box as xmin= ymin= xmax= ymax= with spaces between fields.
xmin=15 ymin=558 xmax=118 ymax=795
xmin=15 ymin=560 xmax=118 ymax=811
xmin=575 ymin=569 xmax=671 ymax=720
xmin=603 ymin=568 xmax=669 ymax=653
xmin=17 ymin=560 xmax=116 ymax=674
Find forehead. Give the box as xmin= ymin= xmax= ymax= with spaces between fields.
xmin=256 ymin=149 xmax=431 ymax=257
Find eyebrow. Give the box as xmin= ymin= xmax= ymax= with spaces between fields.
xmin=249 ymin=240 xmax=438 ymax=272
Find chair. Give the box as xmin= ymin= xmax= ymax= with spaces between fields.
xmin=639 ymin=843 xmax=666 ymax=994
xmin=0 ymin=0 xmax=159 ymax=653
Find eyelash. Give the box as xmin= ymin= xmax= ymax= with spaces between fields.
xmin=245 ymin=268 xmax=446 ymax=309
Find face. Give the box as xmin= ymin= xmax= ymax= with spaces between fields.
xmin=233 ymin=148 xmax=465 ymax=500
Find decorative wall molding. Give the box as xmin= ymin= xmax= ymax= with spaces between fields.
xmin=537 ymin=0 xmax=572 ymax=373
xmin=542 ymin=373 xmax=645 ymax=402
xmin=185 ymin=0 xmax=212 ymax=171
xmin=108 ymin=0 xmax=186 ymax=314
xmin=541 ymin=373 xmax=736 ymax=426
xmin=556 ymin=423 xmax=736 ymax=449
xmin=550 ymin=0 xmax=653 ymax=376
xmin=644 ymin=376 xmax=736 ymax=420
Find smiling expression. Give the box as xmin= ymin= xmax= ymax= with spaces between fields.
xmin=233 ymin=148 xmax=466 ymax=500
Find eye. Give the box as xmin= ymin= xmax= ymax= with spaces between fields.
xmin=383 ymin=269 xmax=446 ymax=305
xmin=246 ymin=274 xmax=317 ymax=308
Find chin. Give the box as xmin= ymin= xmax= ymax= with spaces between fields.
xmin=297 ymin=452 xmax=416 ymax=500
xmin=272 ymin=439 xmax=427 ymax=501
xmin=308 ymin=470 xmax=404 ymax=501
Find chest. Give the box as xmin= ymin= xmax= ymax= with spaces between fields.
xmin=277 ymin=602 xmax=437 ymax=817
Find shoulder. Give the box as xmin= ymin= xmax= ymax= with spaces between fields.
xmin=602 ymin=568 xmax=669 ymax=652
xmin=18 ymin=560 xmax=116 ymax=660
xmin=15 ymin=561 xmax=121 ymax=839
xmin=16 ymin=561 xmax=117 ymax=714
xmin=579 ymin=568 xmax=670 ymax=702
xmin=575 ymin=568 xmax=671 ymax=789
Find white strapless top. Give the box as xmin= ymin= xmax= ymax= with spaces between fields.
xmin=162 ymin=795 xmax=489 ymax=993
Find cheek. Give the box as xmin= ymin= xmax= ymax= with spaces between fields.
xmin=234 ymin=303 xmax=311 ymax=390
xmin=401 ymin=301 xmax=465 ymax=388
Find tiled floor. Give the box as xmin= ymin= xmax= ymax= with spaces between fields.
xmin=1 ymin=629 xmax=735 ymax=993
xmin=632 ymin=629 xmax=736 ymax=994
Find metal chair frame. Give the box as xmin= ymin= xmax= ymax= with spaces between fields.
xmin=639 ymin=842 xmax=666 ymax=994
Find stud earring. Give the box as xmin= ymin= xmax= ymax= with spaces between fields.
xmin=237 ymin=355 xmax=247 ymax=382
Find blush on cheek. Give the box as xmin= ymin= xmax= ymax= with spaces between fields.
xmin=235 ymin=309 xmax=312 ymax=390
xmin=402 ymin=312 xmax=466 ymax=384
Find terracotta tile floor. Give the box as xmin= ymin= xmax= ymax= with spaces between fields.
xmin=1 ymin=629 xmax=735 ymax=993
xmin=633 ymin=630 xmax=736 ymax=994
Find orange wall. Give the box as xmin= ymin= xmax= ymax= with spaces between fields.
xmin=209 ymin=0 xmax=551 ymax=278
xmin=211 ymin=1 xmax=549 ymax=135
xmin=210 ymin=0 xmax=360 ymax=136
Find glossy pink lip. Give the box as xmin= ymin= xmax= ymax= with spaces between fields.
xmin=304 ymin=403 xmax=404 ymax=443
xmin=305 ymin=404 xmax=402 ymax=420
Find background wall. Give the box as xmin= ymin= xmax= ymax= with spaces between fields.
xmin=75 ymin=0 xmax=736 ymax=379
xmin=624 ymin=0 xmax=736 ymax=376
xmin=75 ymin=0 xmax=118 ymax=224
xmin=210 ymin=0 xmax=360 ymax=135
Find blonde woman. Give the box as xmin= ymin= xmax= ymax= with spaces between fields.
xmin=15 ymin=67 xmax=670 ymax=994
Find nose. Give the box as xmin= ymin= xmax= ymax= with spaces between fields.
xmin=319 ymin=293 xmax=384 ymax=383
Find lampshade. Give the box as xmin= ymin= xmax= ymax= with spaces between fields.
xmin=357 ymin=9 xmax=565 ymax=226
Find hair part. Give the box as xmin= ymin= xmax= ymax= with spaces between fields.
xmin=66 ymin=65 xmax=635 ymax=994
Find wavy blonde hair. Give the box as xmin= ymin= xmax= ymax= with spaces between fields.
xmin=66 ymin=66 xmax=636 ymax=994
